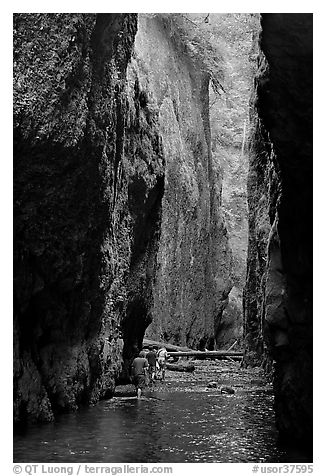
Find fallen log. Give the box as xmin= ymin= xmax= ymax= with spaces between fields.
xmin=143 ymin=338 xmax=193 ymax=353
xmin=166 ymin=362 xmax=195 ymax=372
xmin=167 ymin=351 xmax=243 ymax=359
xmin=143 ymin=339 xmax=243 ymax=360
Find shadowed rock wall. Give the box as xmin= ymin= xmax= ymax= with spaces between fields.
xmin=244 ymin=13 xmax=313 ymax=447
xmin=14 ymin=13 xmax=165 ymax=423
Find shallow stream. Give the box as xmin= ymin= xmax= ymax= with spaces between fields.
xmin=14 ymin=361 xmax=310 ymax=463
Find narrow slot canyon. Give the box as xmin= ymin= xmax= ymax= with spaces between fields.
xmin=13 ymin=13 xmax=312 ymax=463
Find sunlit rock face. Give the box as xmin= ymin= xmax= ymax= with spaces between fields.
xmin=244 ymin=14 xmax=312 ymax=446
xmin=133 ymin=15 xmax=233 ymax=349
xmin=216 ymin=148 xmax=249 ymax=350
xmin=14 ymin=13 xmax=165 ymax=422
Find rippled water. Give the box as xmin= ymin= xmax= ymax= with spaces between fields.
xmin=14 ymin=361 xmax=310 ymax=463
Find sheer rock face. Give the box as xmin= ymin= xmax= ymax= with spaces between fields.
xmin=14 ymin=13 xmax=165 ymax=422
xmin=216 ymin=146 xmax=249 ymax=350
xmin=244 ymin=14 xmax=312 ymax=445
xmin=135 ymin=16 xmax=233 ymax=349
xmin=14 ymin=13 xmax=233 ymax=423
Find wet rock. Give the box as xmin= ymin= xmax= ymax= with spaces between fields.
xmin=166 ymin=362 xmax=195 ymax=373
xmin=220 ymin=386 xmax=235 ymax=395
xmin=207 ymin=381 xmax=218 ymax=389
xmin=250 ymin=379 xmax=266 ymax=386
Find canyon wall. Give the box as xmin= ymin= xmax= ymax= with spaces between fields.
xmin=215 ymin=145 xmax=248 ymax=349
xmin=137 ymin=15 xmax=233 ymax=349
xmin=14 ymin=13 xmax=165 ymax=422
xmin=14 ymin=13 xmax=233 ymax=422
xmin=244 ymin=14 xmax=313 ymax=446
xmin=207 ymin=14 xmax=259 ymax=350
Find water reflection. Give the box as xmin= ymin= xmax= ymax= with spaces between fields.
xmin=14 ymin=362 xmax=310 ymax=463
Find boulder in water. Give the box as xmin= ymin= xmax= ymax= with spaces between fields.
xmin=166 ymin=362 xmax=195 ymax=372
xmin=220 ymin=386 xmax=235 ymax=394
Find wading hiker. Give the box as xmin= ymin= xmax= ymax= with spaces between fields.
xmin=146 ymin=346 xmax=158 ymax=384
xmin=157 ymin=346 xmax=168 ymax=381
xmin=131 ymin=350 xmax=149 ymax=399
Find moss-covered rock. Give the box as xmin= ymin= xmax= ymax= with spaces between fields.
xmin=14 ymin=13 xmax=166 ymax=423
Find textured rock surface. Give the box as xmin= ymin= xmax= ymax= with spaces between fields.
xmin=14 ymin=13 xmax=165 ymax=422
xmin=13 ymin=12 xmax=233 ymax=422
xmin=207 ymin=14 xmax=260 ymax=350
xmin=244 ymin=14 xmax=313 ymax=446
xmin=215 ymin=146 xmax=249 ymax=349
xmin=135 ymin=15 xmax=233 ymax=349
xmin=243 ymin=94 xmax=276 ymax=367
